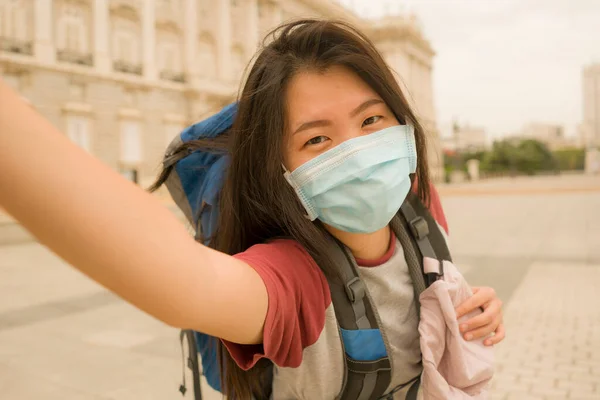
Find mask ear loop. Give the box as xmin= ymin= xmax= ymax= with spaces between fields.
xmin=282 ymin=164 xmax=316 ymax=221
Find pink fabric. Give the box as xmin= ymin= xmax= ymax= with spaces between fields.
xmin=419 ymin=258 xmax=495 ymax=399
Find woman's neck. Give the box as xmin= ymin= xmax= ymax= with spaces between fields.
xmin=326 ymin=225 xmax=391 ymax=261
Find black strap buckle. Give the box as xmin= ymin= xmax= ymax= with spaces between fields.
xmin=345 ymin=277 xmax=366 ymax=303
xmin=409 ymin=216 xmax=429 ymax=240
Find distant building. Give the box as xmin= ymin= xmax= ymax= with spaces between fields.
xmin=516 ymin=122 xmax=577 ymax=150
xmin=442 ymin=122 xmax=488 ymax=153
xmin=582 ymin=63 xmax=600 ymax=149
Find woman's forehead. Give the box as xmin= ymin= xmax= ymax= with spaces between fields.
xmin=285 ymin=66 xmax=383 ymax=124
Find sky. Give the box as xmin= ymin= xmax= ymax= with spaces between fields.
xmin=346 ymin=0 xmax=600 ymax=139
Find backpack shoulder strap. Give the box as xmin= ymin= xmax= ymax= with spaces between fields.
xmin=323 ymin=234 xmax=392 ymax=400
xmin=179 ymin=330 xmax=203 ymax=400
xmin=403 ymin=191 xmax=451 ymax=263
xmin=387 ymin=192 xmax=452 ymax=400
xmin=390 ymin=191 xmax=452 ymax=305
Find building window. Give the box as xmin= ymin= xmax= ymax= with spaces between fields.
xmin=111 ymin=15 xmax=142 ymax=75
xmin=197 ymin=34 xmax=217 ymax=78
xmin=120 ymin=120 xmax=142 ymax=183
xmin=56 ymin=2 xmax=93 ymax=65
xmin=58 ymin=4 xmax=87 ymax=52
xmin=0 ymin=0 xmax=27 ymax=40
xmin=0 ymin=0 xmax=32 ymax=55
xmin=66 ymin=115 xmax=91 ymax=152
xmin=158 ymin=34 xmax=185 ymax=82
xmin=120 ymin=120 xmax=142 ymax=163
xmin=115 ymin=31 xmax=135 ymax=62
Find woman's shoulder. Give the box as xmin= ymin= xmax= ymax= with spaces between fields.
xmin=234 ymin=238 xmax=320 ymax=273
xmin=233 ymin=238 xmax=331 ymax=307
xmin=236 ymin=237 xmax=310 ymax=256
xmin=225 ymin=238 xmax=332 ymax=369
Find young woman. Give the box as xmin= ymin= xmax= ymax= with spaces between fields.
xmin=0 ymin=19 xmax=504 ymax=399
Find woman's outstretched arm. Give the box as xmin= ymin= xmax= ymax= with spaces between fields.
xmin=0 ymin=80 xmax=267 ymax=345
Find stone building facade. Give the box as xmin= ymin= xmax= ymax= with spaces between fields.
xmin=0 ymin=0 xmax=442 ymax=187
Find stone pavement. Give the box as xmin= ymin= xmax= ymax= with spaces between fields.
xmin=488 ymin=262 xmax=600 ymax=400
xmin=440 ymin=174 xmax=600 ymax=400
xmin=0 ymin=174 xmax=599 ymax=399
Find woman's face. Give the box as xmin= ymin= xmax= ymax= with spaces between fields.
xmin=283 ymin=65 xmax=400 ymax=171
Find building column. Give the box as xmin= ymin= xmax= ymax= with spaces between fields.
xmin=33 ymin=0 xmax=55 ymax=63
xmin=93 ymin=0 xmax=110 ymax=73
xmin=142 ymin=1 xmax=157 ymax=80
xmin=184 ymin=0 xmax=199 ymax=86
xmin=424 ymin=64 xmax=435 ymax=124
xmin=246 ymin=0 xmax=260 ymax=59
xmin=216 ymin=0 xmax=232 ymax=81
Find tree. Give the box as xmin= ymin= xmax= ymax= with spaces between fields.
xmin=553 ymin=148 xmax=585 ymax=171
xmin=480 ymin=139 xmax=556 ymax=175
xmin=515 ymin=139 xmax=557 ymax=175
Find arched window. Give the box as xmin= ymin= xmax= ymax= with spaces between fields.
xmin=110 ymin=7 xmax=142 ymax=74
xmin=55 ymin=0 xmax=91 ymax=58
xmin=66 ymin=115 xmax=92 ymax=153
xmin=0 ymin=0 xmax=31 ymax=54
xmin=113 ymin=29 xmax=137 ymax=63
xmin=157 ymin=27 xmax=184 ymax=82
xmin=197 ymin=34 xmax=217 ymax=78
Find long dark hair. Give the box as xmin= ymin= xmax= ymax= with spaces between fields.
xmin=151 ymin=19 xmax=431 ymax=399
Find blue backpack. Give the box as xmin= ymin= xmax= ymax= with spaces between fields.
xmin=162 ymin=104 xmax=452 ymax=400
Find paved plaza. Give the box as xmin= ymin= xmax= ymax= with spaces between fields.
xmin=0 ymin=174 xmax=599 ymax=399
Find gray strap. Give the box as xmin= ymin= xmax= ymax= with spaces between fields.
xmin=353 ymin=295 xmax=370 ymax=329
xmin=403 ymin=192 xmax=453 ymax=264
xmin=178 ymin=330 xmax=203 ymax=400
xmin=400 ymin=201 xmax=438 ymax=261
xmin=357 ymin=373 xmax=378 ymax=400
xmin=327 ymin=238 xmax=372 ymax=330
xmin=390 ymin=215 xmax=427 ymax=298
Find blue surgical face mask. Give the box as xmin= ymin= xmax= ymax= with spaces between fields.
xmin=284 ymin=124 xmax=417 ymax=233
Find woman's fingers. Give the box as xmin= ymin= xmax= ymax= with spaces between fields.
xmin=455 ymin=286 xmax=496 ymax=318
xmin=459 ymin=297 xmax=502 ymax=333
xmin=484 ymin=322 xmax=506 ymax=346
xmin=463 ymin=314 xmax=503 ymax=342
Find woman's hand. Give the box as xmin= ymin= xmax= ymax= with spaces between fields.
xmin=455 ymin=286 xmax=505 ymax=346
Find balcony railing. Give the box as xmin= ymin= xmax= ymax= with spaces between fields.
xmin=160 ymin=70 xmax=186 ymax=83
xmin=57 ymin=50 xmax=94 ymax=66
xmin=0 ymin=37 xmax=33 ymax=55
xmin=113 ymin=60 xmax=143 ymax=75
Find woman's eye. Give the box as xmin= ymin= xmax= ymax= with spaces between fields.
xmin=305 ymin=136 xmax=329 ymax=146
xmin=362 ymin=115 xmax=382 ymax=127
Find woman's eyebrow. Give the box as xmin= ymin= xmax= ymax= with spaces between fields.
xmin=293 ymin=98 xmax=384 ymax=135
